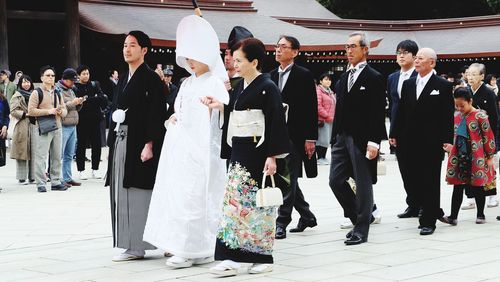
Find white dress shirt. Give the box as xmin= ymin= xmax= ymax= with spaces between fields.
xmin=416 ymin=71 xmax=433 ymax=100
xmin=397 ymin=67 xmax=415 ymax=97
xmin=278 ymin=63 xmax=294 ymax=91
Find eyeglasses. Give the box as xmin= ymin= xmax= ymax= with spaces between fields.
xmin=275 ymin=44 xmax=292 ymax=50
xmin=396 ymin=50 xmax=411 ymax=56
xmin=44 ymin=74 xmax=55 ymax=77
xmin=345 ymin=44 xmax=363 ymax=50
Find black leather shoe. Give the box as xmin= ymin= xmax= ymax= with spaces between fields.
xmin=51 ymin=184 xmax=68 ymax=191
xmin=289 ymin=218 xmax=317 ymax=233
xmin=420 ymin=227 xmax=435 ymax=235
xmin=37 ymin=186 xmax=47 ymax=193
xmin=497 ymin=216 xmax=500 ymax=221
xmin=346 ymin=229 xmax=354 ymax=239
xmin=344 ymin=234 xmax=366 ymax=245
xmin=397 ymin=208 xmax=420 ymax=218
xmin=275 ymin=226 xmax=286 ymax=239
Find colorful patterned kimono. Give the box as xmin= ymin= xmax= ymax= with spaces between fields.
xmin=446 ymin=109 xmax=496 ymax=190
xmin=215 ymin=74 xmax=289 ymax=264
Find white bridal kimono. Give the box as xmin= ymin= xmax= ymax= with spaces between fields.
xmin=143 ymin=72 xmax=229 ymax=258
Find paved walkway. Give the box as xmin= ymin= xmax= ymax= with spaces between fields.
xmin=1 ymin=145 xmax=500 ymax=282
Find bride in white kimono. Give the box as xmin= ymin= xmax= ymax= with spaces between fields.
xmin=143 ymin=15 xmax=229 ymax=268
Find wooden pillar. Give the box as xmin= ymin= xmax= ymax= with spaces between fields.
xmin=0 ymin=0 xmax=8 ymax=70
xmin=65 ymin=0 xmax=80 ymax=68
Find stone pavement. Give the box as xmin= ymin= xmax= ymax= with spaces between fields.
xmin=1 ymin=145 xmax=500 ymax=282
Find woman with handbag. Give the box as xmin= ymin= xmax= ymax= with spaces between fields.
xmin=10 ymin=74 xmax=35 ymax=184
xmin=203 ymin=38 xmax=289 ymax=277
xmin=316 ymin=73 xmax=336 ymax=165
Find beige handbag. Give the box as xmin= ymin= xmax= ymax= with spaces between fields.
xmin=256 ymin=173 xmax=283 ymax=208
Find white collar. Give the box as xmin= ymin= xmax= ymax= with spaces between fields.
xmin=348 ymin=61 xmax=367 ymax=72
xmin=278 ymin=63 xmax=294 ymax=73
xmin=400 ymin=67 xmax=415 ymax=76
xmin=417 ymin=71 xmax=433 ymax=85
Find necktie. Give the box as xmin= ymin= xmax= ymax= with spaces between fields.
xmin=416 ymin=78 xmax=425 ymax=99
xmin=348 ymin=68 xmax=357 ymax=92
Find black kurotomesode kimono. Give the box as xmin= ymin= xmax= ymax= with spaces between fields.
xmin=215 ymin=74 xmax=289 ymax=264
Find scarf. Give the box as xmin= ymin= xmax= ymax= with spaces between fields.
xmin=19 ymin=89 xmax=32 ymax=104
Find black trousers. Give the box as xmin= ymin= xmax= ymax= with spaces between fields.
xmin=329 ymin=133 xmax=373 ymax=239
xmin=316 ymin=146 xmax=328 ymax=159
xmin=416 ymin=157 xmax=444 ymax=228
xmin=396 ymin=148 xmax=422 ymax=211
xmin=277 ymin=140 xmax=316 ymax=228
xmin=76 ymin=119 xmax=101 ymax=171
xmin=450 ymin=184 xmax=485 ymax=219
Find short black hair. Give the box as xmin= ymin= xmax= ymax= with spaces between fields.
xmin=460 ymin=65 xmax=469 ymax=74
xmin=127 ymin=30 xmax=152 ymax=50
xmin=39 ymin=65 xmax=55 ymax=77
xmin=453 ymin=86 xmax=473 ymax=102
xmin=318 ymin=72 xmax=331 ymax=83
xmin=17 ymin=74 xmax=34 ymax=91
xmin=108 ymin=70 xmax=117 ymax=77
xmin=231 ymin=38 xmax=266 ymax=71
xmin=278 ymin=35 xmax=300 ymax=50
xmin=76 ymin=65 xmax=90 ymax=75
xmin=396 ymin=40 xmax=419 ymax=56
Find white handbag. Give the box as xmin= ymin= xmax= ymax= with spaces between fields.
xmin=256 ymin=173 xmax=283 ymax=208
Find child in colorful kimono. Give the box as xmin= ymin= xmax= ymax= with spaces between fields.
xmin=442 ymin=87 xmax=496 ymax=225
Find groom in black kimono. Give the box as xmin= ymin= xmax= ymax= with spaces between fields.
xmin=106 ymin=30 xmax=167 ymax=261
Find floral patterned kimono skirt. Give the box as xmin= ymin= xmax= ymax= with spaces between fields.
xmin=215 ymin=137 xmax=277 ymax=263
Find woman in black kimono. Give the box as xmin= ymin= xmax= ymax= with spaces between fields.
xmin=202 ymin=38 xmax=289 ymax=277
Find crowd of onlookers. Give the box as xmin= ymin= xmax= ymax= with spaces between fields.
xmin=0 ymin=66 xmax=175 ymax=192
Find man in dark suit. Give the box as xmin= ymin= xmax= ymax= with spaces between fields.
xmin=270 ymin=35 xmax=318 ymax=239
xmin=390 ymin=47 xmax=454 ymax=236
xmin=387 ymin=40 xmax=420 ymax=218
xmin=329 ymin=31 xmax=387 ymax=245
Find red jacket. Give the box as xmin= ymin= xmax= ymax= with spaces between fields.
xmin=446 ymin=109 xmax=496 ymax=186
xmin=316 ymin=85 xmax=335 ymax=123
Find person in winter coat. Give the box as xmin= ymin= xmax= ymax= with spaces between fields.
xmin=10 ymin=75 xmax=35 ymax=184
xmin=316 ymin=72 xmax=335 ymax=165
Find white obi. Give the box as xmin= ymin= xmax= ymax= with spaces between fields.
xmin=227 ymin=109 xmax=265 ymax=148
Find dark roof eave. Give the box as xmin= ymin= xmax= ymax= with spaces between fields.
xmin=276 ymin=15 xmax=500 ymax=31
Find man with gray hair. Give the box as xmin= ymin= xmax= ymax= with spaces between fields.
xmin=390 ymin=47 xmax=454 ymax=235
xmin=329 ymin=31 xmax=387 ymax=245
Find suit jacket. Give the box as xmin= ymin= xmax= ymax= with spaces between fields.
xmin=105 ymin=63 xmax=167 ymax=189
xmin=270 ymin=64 xmax=318 ymax=177
xmin=472 ymin=83 xmax=499 ymax=138
xmin=387 ymin=69 xmax=417 ymax=134
xmin=390 ymin=74 xmax=454 ymax=161
xmin=332 ymin=64 xmax=387 ymax=183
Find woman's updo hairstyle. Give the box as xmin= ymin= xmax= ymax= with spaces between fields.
xmin=231 ymin=38 xmax=266 ymax=71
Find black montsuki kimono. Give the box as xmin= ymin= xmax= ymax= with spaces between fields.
xmin=215 ymin=74 xmax=289 ymax=264
xmin=105 ymin=63 xmax=167 ymax=189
